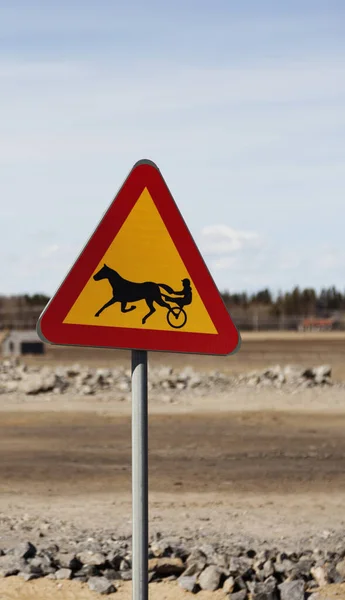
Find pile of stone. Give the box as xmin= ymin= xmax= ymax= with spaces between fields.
xmin=0 ymin=360 xmax=222 ymax=397
xmin=0 ymin=537 xmax=344 ymax=598
xmin=239 ymin=364 xmax=333 ymax=390
xmin=0 ymin=358 xmax=335 ymax=397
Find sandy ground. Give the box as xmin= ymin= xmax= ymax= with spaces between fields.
xmin=1 ymin=334 xmax=345 ymax=597
xmin=0 ymin=577 xmax=229 ymax=600
xmin=1 ymin=577 xmax=344 ymax=599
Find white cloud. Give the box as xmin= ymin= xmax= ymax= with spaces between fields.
xmin=199 ymin=224 xmax=264 ymax=282
xmin=200 ymin=225 xmax=262 ymax=255
xmin=210 ymin=256 xmax=237 ymax=271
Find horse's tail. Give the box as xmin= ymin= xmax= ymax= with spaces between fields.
xmin=158 ymin=283 xmax=175 ymax=294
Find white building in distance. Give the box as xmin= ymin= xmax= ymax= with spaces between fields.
xmin=2 ymin=330 xmax=45 ymax=356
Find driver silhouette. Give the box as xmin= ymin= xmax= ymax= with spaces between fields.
xmin=163 ymin=278 xmax=192 ymax=308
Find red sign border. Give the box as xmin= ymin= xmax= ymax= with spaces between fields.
xmin=38 ymin=160 xmax=241 ymax=355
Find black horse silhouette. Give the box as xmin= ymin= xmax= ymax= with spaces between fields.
xmin=93 ymin=264 xmax=176 ymax=324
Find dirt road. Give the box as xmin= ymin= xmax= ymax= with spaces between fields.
xmin=1 ymin=393 xmax=345 ymax=549
xmin=2 ymin=409 xmax=345 ymax=497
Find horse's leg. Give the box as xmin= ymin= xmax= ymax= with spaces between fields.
xmin=121 ymin=302 xmax=136 ymax=313
xmin=142 ymin=300 xmax=156 ymax=324
xmin=154 ymin=294 xmax=172 ymax=311
xmin=95 ymin=296 xmax=117 ymax=317
xmin=161 ymin=294 xmax=175 ymax=304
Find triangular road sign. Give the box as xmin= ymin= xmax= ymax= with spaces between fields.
xmin=37 ymin=160 xmax=241 ymax=355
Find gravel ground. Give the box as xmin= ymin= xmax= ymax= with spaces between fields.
xmin=1 ymin=345 xmax=345 ymax=597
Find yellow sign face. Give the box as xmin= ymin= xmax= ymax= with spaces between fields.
xmin=64 ymin=188 xmax=217 ymax=334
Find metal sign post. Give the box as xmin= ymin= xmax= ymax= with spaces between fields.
xmin=131 ymin=350 xmax=149 ymax=600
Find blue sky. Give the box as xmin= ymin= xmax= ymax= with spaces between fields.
xmin=1 ymin=0 xmax=344 ymax=295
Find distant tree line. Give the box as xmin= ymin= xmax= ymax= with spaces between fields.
xmin=0 ymin=287 xmax=345 ymax=328
xmin=23 ymin=294 xmax=51 ymax=306
xmin=221 ymin=286 xmax=345 ymax=316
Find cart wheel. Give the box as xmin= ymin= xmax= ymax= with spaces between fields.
xmin=167 ymin=307 xmax=187 ymax=329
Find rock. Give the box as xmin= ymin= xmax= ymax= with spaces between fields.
xmin=57 ymin=552 xmax=82 ymax=571
xmin=291 ymin=557 xmax=314 ymax=578
xmin=254 ymin=557 xmax=274 ymax=580
xmin=11 ymin=541 xmax=37 ymax=560
xmin=234 ymin=575 xmax=247 ymax=590
xmin=278 ymin=579 xmax=305 ymax=600
xmin=21 ymin=374 xmax=56 ymax=395
xmin=223 ymin=575 xmax=235 ymax=593
xmin=0 ymin=359 xmax=338 ymax=397
xmin=211 ymin=552 xmax=229 ymax=570
xmin=312 ymin=365 xmax=331 ymax=379
xmin=229 ymin=556 xmax=253 ymax=577
xmin=161 ymin=380 xmax=173 ymax=390
xmin=43 ymin=544 xmax=59 ymax=556
xmin=263 ymin=365 xmax=282 ymax=380
xmin=190 ymin=375 xmax=202 ymax=388
xmin=119 ymin=559 xmax=131 ymax=571
xmin=249 ymin=575 xmax=277 ymax=599
xmin=255 ymin=550 xmax=270 ymax=562
xmin=120 ymin=570 xmax=132 ymax=581
xmin=27 ymin=556 xmax=53 ymax=576
xmin=74 ymin=564 xmax=100 ymax=578
xmin=78 ymin=550 xmax=106 ymax=566
xmin=150 ymin=541 xmax=171 ymax=557
xmin=103 ymin=568 xmax=121 ymax=581
xmin=283 ymin=365 xmax=304 ymax=381
xmin=4 ymin=381 xmax=18 ymax=392
xmin=178 ymin=574 xmax=199 ymax=593
xmin=88 ymin=576 xmax=116 ymax=594
xmin=274 ymin=558 xmax=295 ymax=574
xmin=263 ymin=559 xmax=275 ymax=578
xmin=0 ymin=555 xmax=24 ymax=577
xmin=228 ymin=591 xmax=248 ymax=600
xmin=106 ymin=552 xmax=123 ymax=570
xmin=148 ymin=557 xmax=184 ymax=577
xmin=198 ymin=565 xmax=221 ymax=591
xmin=181 ymin=562 xmax=204 ymax=577
xmin=186 ymin=548 xmax=207 ymax=571
xmin=311 ymin=565 xmax=329 ymax=586
xmin=117 ymin=381 xmax=130 ymax=393
xmin=299 ymin=378 xmax=314 ymax=389
xmin=155 ymin=367 xmax=173 ymax=380
xmin=335 ymin=558 xmax=345 ymax=580
xmin=302 ymin=368 xmax=315 ymax=380
xmin=67 ymin=364 xmax=81 ymax=376
xmin=55 ymin=568 xmax=72 ymax=580
xmin=80 ymin=384 xmax=94 ymax=395
xmin=74 ymin=575 xmax=88 ymax=583
xmin=19 ymin=572 xmax=39 ymax=581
